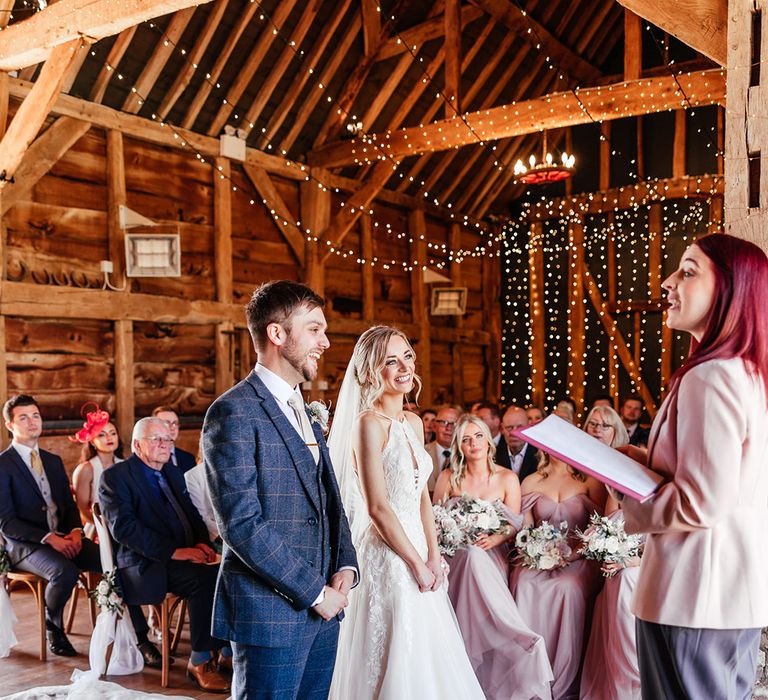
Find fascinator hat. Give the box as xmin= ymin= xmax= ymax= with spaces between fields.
xmin=69 ymin=402 xmax=111 ymax=443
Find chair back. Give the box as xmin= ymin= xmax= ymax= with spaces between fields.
xmin=92 ymin=503 xmax=116 ymax=573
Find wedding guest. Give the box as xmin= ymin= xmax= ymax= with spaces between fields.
xmin=552 ymin=398 xmax=576 ymax=424
xmin=473 ymin=401 xmax=502 ymax=447
xmin=0 ymin=395 xmax=102 ymax=657
xmin=525 ymin=405 xmax=545 ymax=425
xmin=618 ymin=395 xmax=649 ymax=447
xmin=184 ymin=447 xmax=221 ymax=550
xmin=579 ymin=407 xmax=642 ymax=700
xmin=420 ymin=408 xmax=437 ymax=443
xmin=496 ymin=406 xmax=538 ymax=481
xmin=589 ymin=394 xmax=614 ymax=410
xmin=100 ymin=417 xmax=230 ymax=693
xmin=71 ymin=404 xmax=124 ymax=539
xmin=152 ymin=405 xmax=196 ymax=473
xmin=511 ymin=452 xmax=606 ymax=700
xmin=619 ymin=234 xmax=768 ymax=699
xmin=425 ymin=405 xmax=461 ymax=492
xmin=433 ymin=414 xmax=553 ymax=700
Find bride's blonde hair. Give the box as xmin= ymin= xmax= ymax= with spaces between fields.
xmin=351 ymin=325 xmax=422 ymax=410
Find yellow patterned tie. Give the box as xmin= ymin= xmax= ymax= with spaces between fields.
xmin=30 ymin=449 xmax=44 ymax=476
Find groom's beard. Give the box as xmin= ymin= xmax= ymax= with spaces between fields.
xmin=283 ymin=335 xmax=318 ymax=381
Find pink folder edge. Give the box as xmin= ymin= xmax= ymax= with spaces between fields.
xmin=512 ymin=427 xmax=661 ymax=503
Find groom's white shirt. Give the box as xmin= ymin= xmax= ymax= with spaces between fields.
xmin=254 ymin=362 xmax=357 ymax=605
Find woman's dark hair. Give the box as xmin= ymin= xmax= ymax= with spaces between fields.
xmin=245 ymin=280 xmax=325 ymax=350
xmin=673 ymin=233 xmax=768 ymax=396
xmin=79 ymin=429 xmax=124 ymax=462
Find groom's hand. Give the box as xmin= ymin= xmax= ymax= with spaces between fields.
xmin=312 ymin=586 xmax=348 ymax=620
xmin=330 ymin=569 xmax=355 ymax=596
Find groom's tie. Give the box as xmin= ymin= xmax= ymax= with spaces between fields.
xmin=288 ymin=393 xmax=320 ymax=463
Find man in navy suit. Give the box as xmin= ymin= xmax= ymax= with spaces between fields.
xmin=496 ymin=405 xmax=539 ymax=482
xmin=203 ymin=280 xmax=358 ymax=700
xmin=0 ymin=394 xmax=101 ymax=656
xmin=99 ymin=417 xmax=230 ymax=693
xmin=152 ymin=406 xmax=197 ymax=473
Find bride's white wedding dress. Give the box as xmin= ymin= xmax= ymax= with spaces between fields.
xmin=329 ymin=413 xmax=484 ymax=699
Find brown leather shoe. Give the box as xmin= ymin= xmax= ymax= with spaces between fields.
xmin=186 ymin=658 xmax=231 ymax=693
xmin=217 ymin=651 xmax=233 ymax=674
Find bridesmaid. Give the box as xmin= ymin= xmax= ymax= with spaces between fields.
xmin=619 ymin=234 xmax=768 ymax=699
xmin=71 ymin=405 xmax=123 ymax=538
xmin=433 ymin=414 xmax=553 ymax=700
xmin=579 ymin=406 xmax=642 ymax=700
xmin=510 ymin=449 xmax=606 ymax=700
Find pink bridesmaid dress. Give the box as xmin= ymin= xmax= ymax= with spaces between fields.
xmin=579 ymin=510 xmax=642 ymax=700
xmin=445 ymin=498 xmax=553 ymax=700
xmin=510 ymin=493 xmax=602 ymax=700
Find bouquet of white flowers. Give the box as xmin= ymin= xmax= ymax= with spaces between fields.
xmin=576 ymin=512 xmax=643 ymax=576
xmin=90 ymin=570 xmax=124 ymax=616
xmin=514 ymin=520 xmax=572 ymax=570
xmin=433 ymin=496 xmax=512 ymax=557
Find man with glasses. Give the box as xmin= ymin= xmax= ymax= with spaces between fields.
xmin=152 ymin=405 xmax=196 ymax=473
xmin=496 ymin=406 xmax=539 ymax=481
xmin=425 ymin=406 xmax=461 ymax=492
xmin=99 ymin=417 xmax=231 ymax=693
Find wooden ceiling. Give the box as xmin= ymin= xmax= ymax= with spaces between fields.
xmin=1 ymin=0 xmax=720 ymax=219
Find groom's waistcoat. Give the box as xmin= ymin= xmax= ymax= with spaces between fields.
xmin=202 ymin=371 xmax=357 ymax=647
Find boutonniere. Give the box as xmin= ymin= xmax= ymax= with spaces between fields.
xmin=307 ymin=400 xmax=330 ymax=434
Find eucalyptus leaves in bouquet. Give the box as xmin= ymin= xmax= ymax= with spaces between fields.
xmin=514 ymin=520 xmax=572 ymax=571
xmin=433 ymin=495 xmax=513 ymax=557
xmin=576 ymin=512 xmax=643 ymax=576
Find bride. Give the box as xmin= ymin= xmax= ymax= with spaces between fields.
xmin=328 ymin=325 xmax=484 ymax=699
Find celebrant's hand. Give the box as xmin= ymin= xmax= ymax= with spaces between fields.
xmin=474 ymin=532 xmax=507 ymax=551
xmin=412 ymin=561 xmax=437 ymax=592
xmin=330 ymin=569 xmax=355 ymax=596
xmin=616 ymin=444 xmax=648 ymax=466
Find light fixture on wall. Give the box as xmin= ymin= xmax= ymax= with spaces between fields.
xmin=513 ymin=131 xmax=575 ymax=185
xmin=430 ymin=287 xmax=468 ymax=316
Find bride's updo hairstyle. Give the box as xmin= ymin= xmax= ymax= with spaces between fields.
xmin=352 ymin=325 xmax=422 ymax=410
xmin=448 ymin=414 xmax=497 ymax=490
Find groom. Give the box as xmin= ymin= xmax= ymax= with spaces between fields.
xmin=202 ymin=280 xmax=358 ymax=699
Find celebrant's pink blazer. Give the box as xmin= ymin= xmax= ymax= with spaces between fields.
xmin=622 ymin=357 xmax=768 ymax=629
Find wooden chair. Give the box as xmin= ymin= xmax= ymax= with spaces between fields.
xmin=92 ymin=503 xmax=187 ymax=688
xmin=5 ymin=571 xmax=47 ymax=661
xmin=64 ymin=570 xmax=98 ymax=634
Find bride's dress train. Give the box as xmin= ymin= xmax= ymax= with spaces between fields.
xmin=329 ymin=414 xmax=484 ymax=699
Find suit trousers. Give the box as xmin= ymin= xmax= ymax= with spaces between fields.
xmin=636 ymin=618 xmax=761 ymax=700
xmin=231 ymin=617 xmax=340 ymax=700
xmin=14 ymin=538 xmax=102 ymax=628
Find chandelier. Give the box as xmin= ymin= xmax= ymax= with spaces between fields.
xmin=513 ymin=132 xmax=576 ymax=185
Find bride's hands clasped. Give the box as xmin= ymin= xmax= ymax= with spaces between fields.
xmin=412 ymin=559 xmax=438 ymax=592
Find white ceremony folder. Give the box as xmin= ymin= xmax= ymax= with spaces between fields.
xmin=514 ymin=415 xmax=664 ymax=502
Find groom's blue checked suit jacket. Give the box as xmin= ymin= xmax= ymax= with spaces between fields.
xmin=202 ymin=371 xmax=358 ymax=647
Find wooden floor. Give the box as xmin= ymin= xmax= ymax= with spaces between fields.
xmin=0 ymin=587 xmax=227 ymax=698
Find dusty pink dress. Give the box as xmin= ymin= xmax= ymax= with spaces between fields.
xmin=510 ymin=493 xmax=602 ymax=700
xmin=579 ymin=510 xmax=642 ymax=700
xmin=445 ymin=498 xmax=553 ymax=700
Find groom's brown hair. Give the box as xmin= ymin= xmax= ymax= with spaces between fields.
xmin=246 ymin=280 xmax=325 ymax=350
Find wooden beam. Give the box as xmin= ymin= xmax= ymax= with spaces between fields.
xmin=0 ymin=315 xmax=7 ymax=448
xmin=89 ymin=27 xmax=137 ymax=103
xmin=214 ymin=157 xmax=232 ymax=304
xmin=215 ymin=321 xmax=235 ymax=395
xmin=444 ymin=0 xmax=461 ymax=119
xmin=0 ymin=0 xmax=215 ymax=71
xmin=310 ymin=69 xmax=725 ymax=168
xmin=481 ymin=242 xmax=500 ymax=401
xmin=600 ymin=121 xmax=611 ymax=190
xmin=320 ymin=160 xmax=393 ymax=263
xmin=122 ymin=7 xmax=195 ymax=113
xmin=673 ymin=109 xmax=687 ymax=178
xmin=361 ymin=0 xmax=381 ymax=55
xmin=1 ymin=116 xmax=90 ymax=214
xmin=528 ymin=223 xmax=545 ymax=407
xmin=114 ymin=319 xmax=134 ymax=449
xmin=616 ymin=0 xmax=727 ymax=66
xmin=155 ymin=0 xmax=229 ymax=120
xmin=624 ymin=8 xmax=642 ymax=80
xmin=567 ymin=218 xmax=586 ymax=413
xmin=238 ymin=329 xmax=252 ymax=379
xmin=648 ymin=203 xmax=663 ymax=298
xmin=409 ymin=211 xmax=432 ymax=405
xmin=378 ymin=5 xmax=483 ymax=60
xmin=206 ymin=0 xmax=299 ymax=137
xmin=0 ymin=40 xmax=81 ymax=187
xmin=106 ymin=129 xmax=127 ymax=283
xmin=300 ymin=180 xmax=330 ymax=293
xmin=242 ymin=162 xmax=306 ymax=266
xmin=469 ymin=0 xmax=601 ymax=84
xmin=360 ymin=214 xmax=374 ymax=320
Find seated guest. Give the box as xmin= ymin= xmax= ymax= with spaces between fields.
xmin=590 ymin=393 xmax=614 ymax=410
xmin=0 ymin=394 xmax=102 ymax=657
xmin=553 ymin=398 xmax=577 ymax=423
xmin=184 ymin=450 xmax=221 ymax=550
xmin=152 ymin=405 xmax=196 ymax=473
xmin=99 ymin=417 xmax=230 ymax=693
xmin=473 ymin=401 xmax=503 ymax=447
xmin=496 ymin=406 xmax=538 ymax=481
xmin=420 ymin=408 xmax=437 ymax=443
xmin=425 ymin=405 xmax=461 ymax=492
xmin=71 ymin=404 xmax=123 ymax=539
xmin=618 ymin=394 xmax=649 ymax=447
xmin=525 ymin=405 xmax=545 ymax=425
